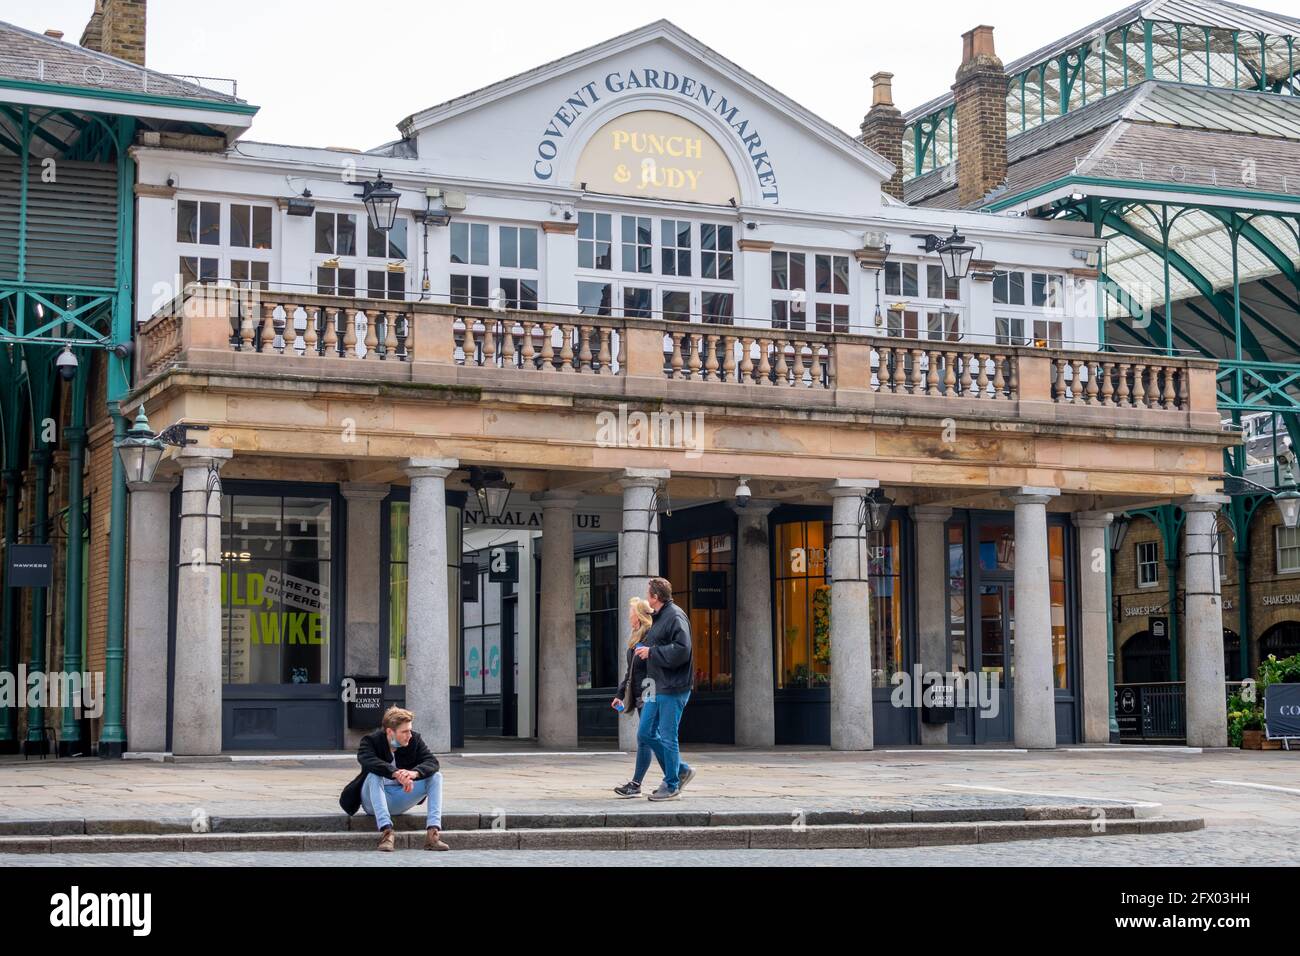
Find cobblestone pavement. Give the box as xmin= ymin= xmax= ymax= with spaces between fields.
xmin=0 ymin=825 xmax=1294 ymax=866
xmin=1 ymin=746 xmax=1295 ymax=828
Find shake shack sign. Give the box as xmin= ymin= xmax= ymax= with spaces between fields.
xmin=531 ymin=69 xmax=780 ymax=204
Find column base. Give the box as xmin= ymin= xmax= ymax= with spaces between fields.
xmin=1109 ymin=730 xmax=1121 ymax=745
xmin=98 ymin=739 xmax=127 ymax=759
xmin=0 ymin=739 xmax=19 ymax=755
xmin=56 ymin=738 xmax=89 ymax=757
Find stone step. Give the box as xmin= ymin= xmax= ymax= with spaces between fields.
xmin=0 ymin=803 xmax=1140 ymax=837
xmin=0 ymin=815 xmax=1203 ymax=854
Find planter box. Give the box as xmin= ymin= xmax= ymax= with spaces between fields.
xmin=1241 ymin=729 xmax=1265 ymax=750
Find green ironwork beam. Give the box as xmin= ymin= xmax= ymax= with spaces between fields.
xmin=0 ymin=105 xmax=72 ymax=156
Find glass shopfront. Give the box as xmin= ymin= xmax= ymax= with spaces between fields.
xmin=212 ymin=482 xmax=342 ymax=751
xmin=771 ymin=508 xmax=913 ymax=745
xmin=665 ymin=533 xmax=734 ymax=691
xmin=382 ymin=491 xmax=466 ymax=743
xmin=947 ymin=511 xmax=1078 ymax=745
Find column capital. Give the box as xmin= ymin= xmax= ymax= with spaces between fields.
xmin=340 ymin=482 xmax=390 ymax=502
xmin=731 ymin=500 xmax=776 ymax=518
xmin=127 ymin=476 xmax=179 ymax=495
xmin=1072 ymin=511 xmax=1113 ymax=528
xmin=1008 ymin=486 xmax=1060 ymax=506
xmin=1179 ymin=494 xmax=1229 ymax=513
xmin=173 ymin=446 xmax=232 ymax=471
xmin=827 ymin=478 xmax=879 ymax=497
xmin=619 ymin=468 xmax=669 ymax=489
xmin=909 ymin=505 xmax=952 ymax=523
xmin=533 ymin=489 xmax=583 ymax=508
xmin=403 ymin=457 xmax=458 ymax=480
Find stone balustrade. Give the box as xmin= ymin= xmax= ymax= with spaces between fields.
xmin=137 ymin=284 xmax=1218 ymax=427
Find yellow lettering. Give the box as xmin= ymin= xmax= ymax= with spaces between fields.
xmin=630 ymin=133 xmax=647 ymax=153
xmin=288 ymin=614 xmax=307 ymax=645
xmin=257 ymin=612 xmax=282 ymax=645
xmin=309 ymin=615 xmax=323 ymax=645
xmin=684 ymin=138 xmax=703 ymax=159
xmin=646 ymin=133 xmax=665 ymax=155
xmin=665 ymin=136 xmax=684 ymax=157
xmin=611 ymin=130 xmax=629 ymax=151
xmin=685 ymin=169 xmax=701 ymax=191
xmin=665 ymin=168 xmax=685 ymax=188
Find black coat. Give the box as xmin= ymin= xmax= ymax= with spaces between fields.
xmin=645 ymin=600 xmax=693 ymax=695
xmin=617 ymin=643 xmax=649 ymax=714
xmin=339 ymin=728 xmax=441 ymax=816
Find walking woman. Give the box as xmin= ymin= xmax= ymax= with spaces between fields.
xmin=611 ymin=597 xmax=653 ymax=798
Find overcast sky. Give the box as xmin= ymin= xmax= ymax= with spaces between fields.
xmin=9 ymin=0 xmax=1123 ymax=148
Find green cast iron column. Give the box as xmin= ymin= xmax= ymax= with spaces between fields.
xmin=98 ymin=401 xmax=128 ymax=758
xmin=22 ymin=447 xmax=51 ymax=754
xmin=96 ymin=116 xmax=137 ymax=759
xmin=58 ymin=377 xmax=86 ymax=755
xmin=0 ymin=466 xmax=21 ymax=752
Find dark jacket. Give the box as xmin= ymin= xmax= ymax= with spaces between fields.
xmin=617 ymin=642 xmax=649 ymax=714
xmin=645 ymin=599 xmax=693 ymax=696
xmin=339 ymin=728 xmax=440 ymax=816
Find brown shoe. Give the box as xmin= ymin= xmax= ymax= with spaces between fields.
xmin=377 ymin=827 xmax=396 ymax=852
xmin=424 ymin=827 xmax=449 ymax=851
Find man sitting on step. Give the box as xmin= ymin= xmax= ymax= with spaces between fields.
xmin=339 ymin=706 xmax=448 ymax=852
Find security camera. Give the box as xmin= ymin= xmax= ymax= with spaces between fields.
xmin=745 ymin=221 xmax=757 ymax=230
xmin=734 ymin=478 xmax=751 ymax=508
xmin=56 ymin=344 xmax=78 ymax=382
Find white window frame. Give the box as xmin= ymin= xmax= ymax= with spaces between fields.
xmin=449 ymin=219 xmax=542 ymax=311
xmin=574 ymin=209 xmax=739 ymax=322
xmin=993 ymin=267 xmax=1067 ymax=348
xmin=175 ymin=196 xmax=274 ymax=289
xmin=883 ymin=258 xmax=964 ymax=341
xmin=312 ymin=208 xmax=410 ymax=302
xmin=1136 ymin=540 xmax=1161 ymax=589
xmin=1277 ymin=525 xmax=1300 ymax=574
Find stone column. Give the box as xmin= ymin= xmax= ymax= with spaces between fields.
xmin=617 ymin=472 xmax=665 ymax=751
xmin=829 ymin=479 xmax=878 ymax=751
xmin=126 ymin=477 xmax=177 ymax=754
xmin=1009 ymin=487 xmax=1059 ymax=750
xmin=172 ymin=448 xmax=232 ymax=756
xmin=403 ymin=459 xmax=457 ymax=752
xmin=341 ymin=483 xmax=390 ymax=747
xmin=1183 ymin=495 xmax=1229 ymax=748
xmin=537 ymin=490 xmax=580 ymax=749
xmin=1074 ymin=511 xmax=1113 ymax=744
xmin=911 ymin=506 xmax=952 ymax=745
xmin=737 ymin=240 xmax=774 ymax=330
xmin=733 ymin=501 xmax=775 ymax=748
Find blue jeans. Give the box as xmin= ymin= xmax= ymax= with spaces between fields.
xmin=360 ymin=771 xmax=443 ymax=831
xmin=636 ymin=690 xmax=691 ymax=789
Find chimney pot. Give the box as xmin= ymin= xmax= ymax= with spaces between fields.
xmin=962 ymin=24 xmax=997 ymax=65
xmin=44 ymin=29 xmax=65 ymax=40
xmin=871 ymin=72 xmax=895 ymax=108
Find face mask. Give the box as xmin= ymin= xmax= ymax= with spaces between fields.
xmin=387 ymin=734 xmax=400 ymax=751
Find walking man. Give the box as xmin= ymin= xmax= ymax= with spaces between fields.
xmin=339 ymin=706 xmax=449 ymax=852
xmin=636 ymin=577 xmax=697 ymax=801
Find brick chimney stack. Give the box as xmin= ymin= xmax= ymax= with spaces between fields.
xmin=859 ymin=72 xmax=906 ymax=201
xmin=80 ymin=0 xmax=147 ymax=67
xmin=952 ymin=24 xmax=1007 ymax=207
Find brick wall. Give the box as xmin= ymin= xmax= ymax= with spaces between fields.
xmin=80 ymin=0 xmax=146 ymax=67
xmin=1113 ymin=508 xmax=1300 ymax=682
xmin=953 ymin=26 xmax=1007 ymax=208
xmin=84 ymin=357 xmax=114 ymax=746
xmin=859 ymin=72 xmax=906 ymax=201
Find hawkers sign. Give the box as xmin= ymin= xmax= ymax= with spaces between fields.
xmin=532 ymin=69 xmax=780 ymax=204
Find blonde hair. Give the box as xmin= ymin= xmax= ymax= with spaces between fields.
xmin=382 ymin=706 xmax=414 ymax=730
xmin=628 ymin=597 xmax=653 ymax=647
